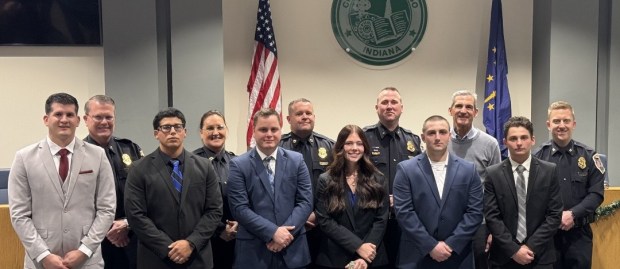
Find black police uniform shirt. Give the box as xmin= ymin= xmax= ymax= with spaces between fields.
xmin=279 ymin=131 xmax=335 ymax=191
xmin=84 ymin=136 xmax=144 ymax=220
xmin=534 ymin=139 xmax=605 ymax=225
xmin=363 ymin=123 xmax=422 ymax=193
xmin=192 ymin=146 xmax=236 ymax=228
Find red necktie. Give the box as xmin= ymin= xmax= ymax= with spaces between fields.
xmin=58 ymin=148 xmax=69 ymax=181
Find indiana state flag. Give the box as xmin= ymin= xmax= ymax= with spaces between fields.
xmin=483 ymin=0 xmax=511 ymax=159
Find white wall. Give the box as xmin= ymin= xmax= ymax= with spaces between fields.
xmin=0 ymin=47 xmax=104 ymax=167
xmin=223 ymin=0 xmax=533 ymax=154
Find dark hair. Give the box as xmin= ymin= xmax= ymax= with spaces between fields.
xmin=45 ymin=93 xmax=79 ymax=114
xmin=503 ymin=116 xmax=534 ymax=138
xmin=199 ymin=110 xmax=227 ymax=129
xmin=152 ymin=107 xmax=186 ymax=130
xmin=322 ymin=125 xmax=385 ymax=213
xmin=252 ymin=108 xmax=281 ymax=127
xmin=422 ymin=115 xmax=450 ymax=133
xmin=85 ymin=95 xmax=115 ymax=115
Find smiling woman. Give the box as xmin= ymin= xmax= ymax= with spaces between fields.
xmin=314 ymin=124 xmax=389 ymax=269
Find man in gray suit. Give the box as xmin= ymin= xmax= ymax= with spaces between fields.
xmin=9 ymin=92 xmax=116 ymax=269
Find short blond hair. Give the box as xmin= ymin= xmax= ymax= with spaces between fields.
xmin=547 ymin=101 xmax=575 ymax=119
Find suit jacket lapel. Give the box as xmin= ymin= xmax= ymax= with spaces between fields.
xmin=344 ymin=189 xmax=357 ymax=231
xmin=251 ymin=149 xmax=275 ymax=203
xmin=501 ymin=159 xmax=518 ymax=207
xmin=39 ymin=141 xmax=65 ymax=202
xmin=65 ymin=139 xmax=85 ymax=206
xmin=440 ymin=154 xmax=458 ymax=208
xmin=179 ymin=150 xmax=193 ymax=205
xmin=526 ymin=157 xmax=539 ymax=203
xmin=418 ymin=155 xmax=441 ymax=207
xmin=274 ymin=148 xmax=288 ymax=201
xmin=151 ymin=151 xmax=181 ymax=204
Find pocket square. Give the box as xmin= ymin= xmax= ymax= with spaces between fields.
xmin=79 ymin=170 xmax=94 ymax=174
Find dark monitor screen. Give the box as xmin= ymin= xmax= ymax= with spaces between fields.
xmin=0 ymin=0 xmax=101 ymax=46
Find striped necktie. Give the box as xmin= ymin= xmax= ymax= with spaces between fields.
xmin=171 ymin=159 xmax=183 ymax=193
xmin=516 ymin=165 xmax=527 ymax=242
xmin=263 ymin=156 xmax=274 ymax=192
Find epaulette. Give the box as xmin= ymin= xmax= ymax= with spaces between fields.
xmin=362 ymin=124 xmax=379 ymax=132
xmin=281 ymin=132 xmax=293 ymax=140
xmin=313 ymin=132 xmax=335 ymax=143
xmin=572 ymin=140 xmax=595 ymax=152
xmin=226 ymin=150 xmax=237 ymax=157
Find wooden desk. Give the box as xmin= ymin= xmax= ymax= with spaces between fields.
xmin=0 ymin=205 xmax=25 ymax=269
xmin=592 ymin=187 xmax=620 ymax=269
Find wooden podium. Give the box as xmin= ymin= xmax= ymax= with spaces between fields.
xmin=0 ymin=204 xmax=24 ymax=269
xmin=592 ymin=187 xmax=620 ymax=269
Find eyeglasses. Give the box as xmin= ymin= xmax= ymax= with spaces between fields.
xmin=158 ymin=124 xmax=185 ymax=133
xmin=203 ymin=125 xmax=226 ymax=132
xmin=89 ymin=115 xmax=114 ymax=122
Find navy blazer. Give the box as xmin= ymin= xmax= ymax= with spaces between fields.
xmin=227 ymin=147 xmax=313 ymax=269
xmin=393 ymin=153 xmax=483 ymax=269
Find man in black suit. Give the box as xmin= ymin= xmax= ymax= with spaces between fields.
xmin=484 ymin=116 xmax=562 ymax=269
xmin=125 ymin=108 xmax=223 ymax=269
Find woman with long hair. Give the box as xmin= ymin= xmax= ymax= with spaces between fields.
xmin=315 ymin=125 xmax=389 ymax=269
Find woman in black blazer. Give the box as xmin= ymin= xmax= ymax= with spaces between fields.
xmin=315 ymin=125 xmax=389 ymax=269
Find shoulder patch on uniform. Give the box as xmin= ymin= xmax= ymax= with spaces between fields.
xmin=593 ymin=154 xmax=606 ymax=175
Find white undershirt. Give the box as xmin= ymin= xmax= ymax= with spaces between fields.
xmin=429 ymin=154 xmax=449 ymax=199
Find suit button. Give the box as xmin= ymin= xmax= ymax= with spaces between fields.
xmin=64 ymin=229 xmax=68 ymax=233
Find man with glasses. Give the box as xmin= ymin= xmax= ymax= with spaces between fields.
xmin=83 ymin=95 xmax=143 ymax=269
xmin=125 ymin=108 xmax=223 ymax=269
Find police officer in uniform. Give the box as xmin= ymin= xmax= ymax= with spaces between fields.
xmin=193 ymin=110 xmax=238 ymax=269
xmin=279 ymin=98 xmax=334 ymax=268
xmin=363 ymin=87 xmax=421 ymax=268
xmin=534 ymin=101 xmax=604 ymax=269
xmin=83 ymin=95 xmax=143 ymax=269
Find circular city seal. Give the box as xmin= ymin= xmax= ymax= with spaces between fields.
xmin=331 ymin=0 xmax=427 ymax=66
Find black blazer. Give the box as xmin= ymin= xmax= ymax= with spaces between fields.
xmin=484 ymin=156 xmax=562 ymax=266
xmin=125 ymin=149 xmax=223 ymax=269
xmin=314 ymin=172 xmax=389 ymax=268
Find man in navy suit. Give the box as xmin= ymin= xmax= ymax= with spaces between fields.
xmin=228 ymin=108 xmax=313 ymax=269
xmin=393 ymin=115 xmax=483 ymax=269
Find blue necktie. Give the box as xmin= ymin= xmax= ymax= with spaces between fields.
xmin=263 ymin=156 xmax=274 ymax=192
xmin=171 ymin=160 xmax=183 ymax=193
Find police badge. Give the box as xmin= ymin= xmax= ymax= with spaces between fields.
xmin=577 ymin=156 xmax=586 ymax=170
xmin=407 ymin=140 xmax=415 ymax=153
xmin=122 ymin=153 xmax=132 ymax=166
xmin=318 ymin=147 xmax=328 ymax=159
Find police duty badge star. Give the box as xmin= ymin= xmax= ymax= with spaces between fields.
xmin=331 ymin=0 xmax=427 ymax=67
xmin=122 ymin=153 xmax=132 ymax=166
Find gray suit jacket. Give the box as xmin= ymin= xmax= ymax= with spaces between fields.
xmin=8 ymin=138 xmax=116 ymax=269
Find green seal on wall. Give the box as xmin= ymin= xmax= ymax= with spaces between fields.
xmin=331 ymin=0 xmax=427 ymax=66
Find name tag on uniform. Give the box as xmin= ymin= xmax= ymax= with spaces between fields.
xmin=371 ymin=147 xmax=381 ymax=156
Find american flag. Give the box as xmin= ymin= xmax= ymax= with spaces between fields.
xmin=246 ymin=0 xmax=281 ymax=147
